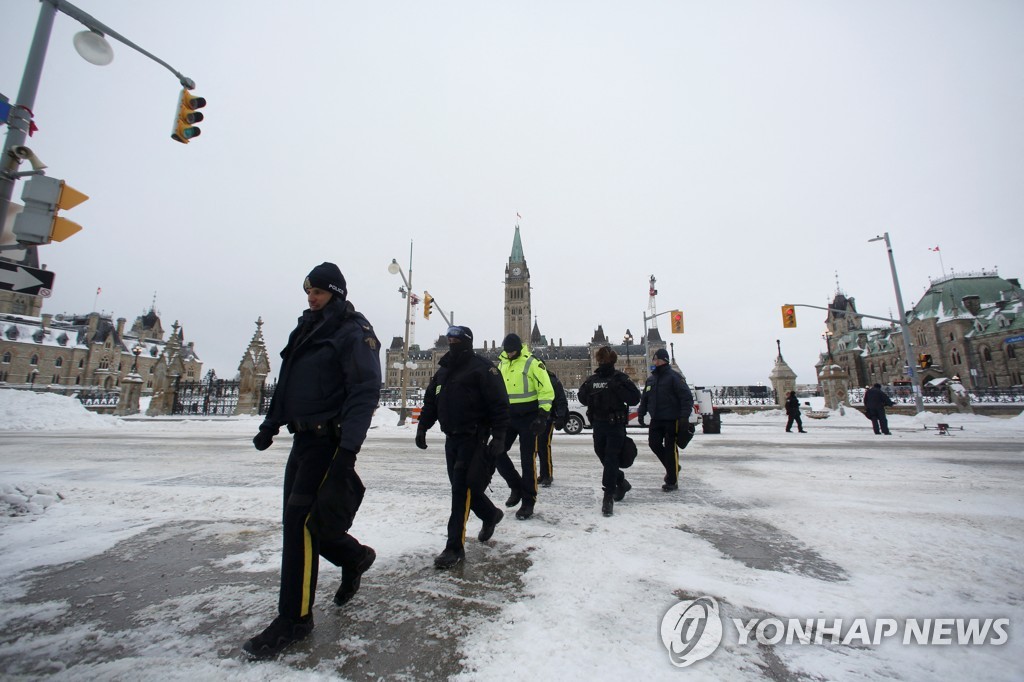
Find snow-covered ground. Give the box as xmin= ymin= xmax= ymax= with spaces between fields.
xmin=1 ymin=389 xmax=1022 ymax=681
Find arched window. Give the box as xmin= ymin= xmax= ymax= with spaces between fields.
xmin=1 ymin=351 xmax=10 ymax=363
xmin=30 ymin=354 xmax=39 ymax=366
xmin=1008 ymin=345 xmax=1017 ymax=359
xmin=55 ymin=356 xmax=64 ymax=368
xmin=982 ymin=347 xmax=992 ymax=362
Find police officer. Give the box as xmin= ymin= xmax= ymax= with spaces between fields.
xmin=415 ymin=326 xmax=510 ymax=569
xmin=578 ymin=346 xmax=641 ymax=516
xmin=494 ymin=333 xmax=554 ymax=520
xmin=533 ymin=355 xmax=568 ymax=487
xmin=637 ymin=348 xmax=694 ymax=492
xmin=243 ymin=262 xmax=381 ymax=660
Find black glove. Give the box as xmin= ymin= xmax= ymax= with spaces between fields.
xmin=415 ymin=427 xmax=428 ymax=450
xmin=637 ymin=415 xmax=647 ymax=428
xmin=530 ymin=413 xmax=548 ymax=435
xmin=487 ymin=431 xmax=506 ymax=460
xmin=553 ymin=415 xmax=568 ymax=431
xmin=253 ymin=426 xmax=276 ymax=451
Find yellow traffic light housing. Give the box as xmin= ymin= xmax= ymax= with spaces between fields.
xmin=781 ymin=305 xmax=797 ymax=328
xmin=171 ymin=88 xmax=206 ymax=143
xmin=423 ymin=292 xmax=434 ymax=319
xmin=12 ymin=175 xmax=88 ymax=245
xmin=670 ymin=310 xmax=684 ymax=334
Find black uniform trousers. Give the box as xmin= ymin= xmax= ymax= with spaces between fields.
xmin=592 ymin=420 xmax=627 ymax=492
xmin=444 ymin=432 xmax=500 ymax=551
xmin=538 ymin=421 xmax=555 ymax=480
xmin=496 ymin=410 xmax=540 ymax=503
xmin=785 ymin=413 xmax=804 ymax=432
xmin=868 ymin=410 xmax=891 ymax=435
xmin=648 ymin=419 xmax=681 ymax=485
xmin=279 ymin=431 xmax=365 ymax=621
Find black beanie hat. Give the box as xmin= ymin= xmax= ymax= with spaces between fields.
xmin=304 ymin=262 xmax=347 ymax=299
xmin=653 ymin=348 xmax=670 ymax=362
xmin=502 ymin=333 xmax=522 ymax=355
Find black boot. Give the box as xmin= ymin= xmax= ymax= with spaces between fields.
xmin=613 ymin=478 xmax=631 ymax=502
xmin=242 ymin=615 xmax=314 ymax=660
xmin=602 ymin=492 xmax=614 ymax=516
xmin=478 ymin=509 xmax=504 ymax=542
xmin=334 ymin=545 xmax=376 ymax=606
xmin=505 ymin=489 xmax=522 ymax=508
xmin=433 ymin=547 xmax=465 ymax=569
xmin=515 ymin=500 xmax=534 ymax=520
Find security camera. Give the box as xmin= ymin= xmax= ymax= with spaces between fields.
xmin=9 ymin=145 xmax=47 ymax=171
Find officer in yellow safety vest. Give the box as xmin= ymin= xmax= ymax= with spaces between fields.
xmin=494 ymin=333 xmax=554 ymax=520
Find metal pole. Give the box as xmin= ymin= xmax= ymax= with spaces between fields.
xmin=872 ymin=232 xmax=924 ymax=413
xmin=397 ymin=242 xmax=413 ymax=425
xmin=0 ymin=1 xmax=57 ymax=246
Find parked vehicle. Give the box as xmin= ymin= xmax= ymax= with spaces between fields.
xmin=562 ymin=386 xmax=710 ymax=435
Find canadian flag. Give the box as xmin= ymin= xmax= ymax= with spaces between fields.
xmin=928 ymin=246 xmax=940 ymax=252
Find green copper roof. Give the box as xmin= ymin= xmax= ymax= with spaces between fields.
xmin=909 ymin=273 xmax=1021 ymax=322
xmin=510 ymin=226 xmax=524 ymax=263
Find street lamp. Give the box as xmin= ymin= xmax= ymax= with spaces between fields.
xmin=1 ymin=0 xmax=199 ymax=254
xmin=868 ymin=232 xmax=924 ymax=413
xmin=130 ymin=344 xmax=142 ymax=374
xmin=623 ymin=329 xmax=633 ymax=373
xmin=388 ymin=242 xmax=413 ymax=426
xmin=822 ymin=329 xmax=833 ymax=361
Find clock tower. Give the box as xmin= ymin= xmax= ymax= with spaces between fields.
xmin=504 ymin=226 xmax=531 ymax=341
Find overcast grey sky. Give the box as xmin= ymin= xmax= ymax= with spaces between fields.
xmin=2 ymin=0 xmax=1022 ymax=386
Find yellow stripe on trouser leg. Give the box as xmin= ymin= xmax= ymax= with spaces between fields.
xmin=672 ymin=421 xmax=680 ymax=477
xmin=302 ymin=444 xmax=340 ymax=618
xmin=461 ymin=489 xmax=472 ymax=544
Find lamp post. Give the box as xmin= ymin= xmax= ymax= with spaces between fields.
xmin=822 ymin=329 xmax=833 ymax=361
xmin=130 ymin=344 xmax=142 ymax=374
xmin=623 ymin=329 xmax=633 ymax=375
xmin=868 ymin=232 xmax=924 ymax=413
xmin=388 ymin=242 xmax=413 ymax=425
xmin=1 ymin=0 xmax=199 ymax=243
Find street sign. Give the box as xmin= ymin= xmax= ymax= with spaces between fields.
xmin=0 ymin=260 xmax=54 ymax=297
xmin=1005 ymin=334 xmax=1024 ymax=345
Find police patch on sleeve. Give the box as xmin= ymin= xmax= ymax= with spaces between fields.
xmin=489 ymin=367 xmax=499 ymax=376
xmin=366 ymin=337 xmax=378 ymax=350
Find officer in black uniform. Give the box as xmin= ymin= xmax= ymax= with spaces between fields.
xmin=243 ymin=262 xmax=381 ymax=660
xmin=416 ymin=326 xmax=510 ymax=569
xmin=637 ymin=348 xmax=694 ymax=491
xmin=534 ymin=355 xmax=568 ymax=487
xmin=578 ymin=346 xmax=641 ymax=516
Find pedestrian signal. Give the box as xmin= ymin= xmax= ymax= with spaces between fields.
xmin=670 ymin=310 xmax=684 ymax=334
xmin=781 ymin=305 xmax=797 ymax=328
xmin=171 ymin=88 xmax=206 ymax=143
xmin=12 ymin=175 xmax=88 ymax=245
xmin=423 ymin=292 xmax=434 ymax=319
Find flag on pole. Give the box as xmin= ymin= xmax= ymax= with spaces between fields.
xmin=928 ymin=246 xmax=940 ymax=252
xmin=96 ymin=287 xmax=102 ymax=294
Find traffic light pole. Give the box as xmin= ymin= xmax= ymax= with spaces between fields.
xmin=790 ymin=301 xmax=924 ymax=414
xmin=641 ymin=309 xmax=674 ymax=369
xmin=1 ymin=0 xmax=198 ymax=250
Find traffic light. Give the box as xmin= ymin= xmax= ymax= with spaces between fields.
xmin=781 ymin=305 xmax=797 ymax=328
xmin=171 ymin=88 xmax=206 ymax=143
xmin=670 ymin=310 xmax=684 ymax=334
xmin=918 ymin=353 xmax=933 ymax=368
xmin=423 ymin=292 xmax=433 ymax=319
xmin=12 ymin=175 xmax=88 ymax=245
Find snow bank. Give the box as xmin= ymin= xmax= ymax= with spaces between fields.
xmin=0 ymin=389 xmax=121 ymax=431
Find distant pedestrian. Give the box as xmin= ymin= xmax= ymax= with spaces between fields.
xmin=244 ymin=262 xmax=381 ymax=660
xmin=534 ymin=355 xmax=569 ymax=487
xmin=864 ymin=383 xmax=894 ymax=435
xmin=637 ymin=348 xmax=694 ymax=491
xmin=785 ymin=391 xmax=806 ymax=433
xmin=415 ymin=326 xmax=510 ymax=569
xmin=578 ymin=346 xmax=641 ymax=516
xmin=494 ymin=333 xmax=554 ymax=520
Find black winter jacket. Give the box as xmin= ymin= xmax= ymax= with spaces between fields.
xmin=638 ymin=364 xmax=694 ymax=422
xmin=785 ymin=394 xmax=801 ymax=417
xmin=864 ymin=386 xmax=894 ymax=415
xmin=546 ymin=370 xmax=569 ymax=424
xmin=262 ymin=298 xmax=381 ymax=453
xmin=419 ymin=349 xmax=510 ymax=437
xmin=578 ymin=364 xmax=641 ymax=423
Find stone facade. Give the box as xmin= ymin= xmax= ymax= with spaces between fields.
xmin=0 ymin=307 xmax=203 ymax=395
xmin=384 ymin=227 xmax=670 ymax=392
xmin=815 ymin=271 xmax=1024 ymax=391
